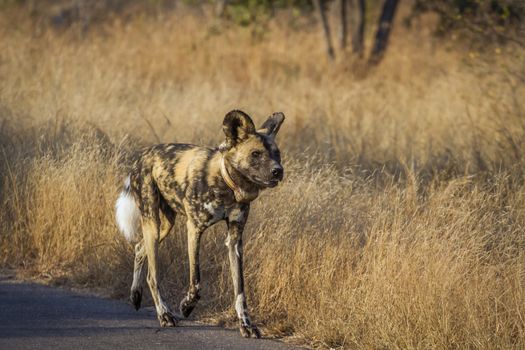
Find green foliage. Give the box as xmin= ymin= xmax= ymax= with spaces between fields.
xmin=412 ymin=0 xmax=525 ymax=43
xmin=224 ymin=0 xmax=311 ymax=27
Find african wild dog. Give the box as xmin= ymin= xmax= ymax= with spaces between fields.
xmin=115 ymin=110 xmax=284 ymax=338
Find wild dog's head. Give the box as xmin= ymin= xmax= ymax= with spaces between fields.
xmin=220 ymin=110 xmax=285 ymax=188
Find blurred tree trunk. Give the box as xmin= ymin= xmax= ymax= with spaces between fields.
xmin=75 ymin=0 xmax=89 ymax=36
xmin=339 ymin=0 xmax=348 ymax=49
xmin=314 ymin=0 xmax=335 ymax=59
xmin=369 ymin=0 xmax=399 ymax=64
xmin=349 ymin=0 xmax=366 ymax=57
xmin=216 ymin=0 xmax=229 ymax=17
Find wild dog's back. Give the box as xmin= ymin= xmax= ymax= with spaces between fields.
xmin=129 ymin=144 xmax=194 ymax=211
xmin=116 ymin=143 xmax=225 ymax=241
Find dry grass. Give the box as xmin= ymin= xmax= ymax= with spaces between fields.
xmin=1 ymin=4 xmax=525 ymax=349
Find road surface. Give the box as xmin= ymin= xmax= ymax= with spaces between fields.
xmin=0 ymin=274 xmax=300 ymax=350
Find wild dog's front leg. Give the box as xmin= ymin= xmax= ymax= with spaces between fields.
xmin=180 ymin=220 xmax=203 ymax=318
xmin=226 ymin=207 xmax=261 ymax=338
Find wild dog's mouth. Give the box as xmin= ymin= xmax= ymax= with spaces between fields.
xmin=267 ymin=180 xmax=279 ymax=188
xmin=252 ymin=177 xmax=280 ymax=188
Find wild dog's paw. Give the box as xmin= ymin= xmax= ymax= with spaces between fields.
xmin=251 ymin=325 xmax=262 ymax=338
xmin=179 ymin=294 xmax=200 ymax=318
xmin=158 ymin=312 xmax=177 ymax=327
xmin=239 ymin=323 xmax=261 ymax=339
xmin=130 ymin=289 xmax=142 ymax=311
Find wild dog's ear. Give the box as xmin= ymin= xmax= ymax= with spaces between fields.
xmin=222 ymin=110 xmax=256 ymax=149
xmin=258 ymin=112 xmax=285 ymax=139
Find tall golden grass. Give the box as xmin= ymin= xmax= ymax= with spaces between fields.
xmin=1 ymin=4 xmax=525 ymax=349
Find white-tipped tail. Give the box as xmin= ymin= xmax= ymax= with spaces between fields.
xmin=115 ymin=176 xmax=141 ymax=242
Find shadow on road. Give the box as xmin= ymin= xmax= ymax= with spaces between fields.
xmin=0 ymin=277 xmax=300 ymax=350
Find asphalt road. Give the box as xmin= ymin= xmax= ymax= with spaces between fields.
xmin=0 ymin=275 xmax=300 ymax=350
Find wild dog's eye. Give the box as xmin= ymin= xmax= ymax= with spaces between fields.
xmin=251 ymin=150 xmax=262 ymax=158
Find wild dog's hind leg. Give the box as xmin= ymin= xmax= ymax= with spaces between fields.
xmin=143 ymin=219 xmax=177 ymax=327
xmin=130 ymin=240 xmax=147 ymax=310
xmin=142 ymin=187 xmax=177 ymax=327
xmin=180 ymin=220 xmax=203 ymax=318
xmin=130 ymin=204 xmax=175 ymax=311
xmin=226 ymin=207 xmax=261 ymax=338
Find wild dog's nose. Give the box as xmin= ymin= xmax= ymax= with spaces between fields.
xmin=271 ymin=167 xmax=284 ymax=180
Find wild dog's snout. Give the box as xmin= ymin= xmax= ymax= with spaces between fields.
xmin=271 ymin=166 xmax=283 ymax=181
